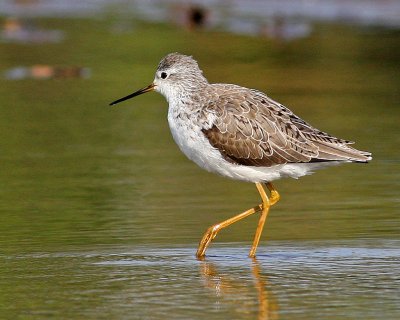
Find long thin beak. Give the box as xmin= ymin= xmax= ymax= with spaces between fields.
xmin=109 ymin=83 xmax=155 ymax=106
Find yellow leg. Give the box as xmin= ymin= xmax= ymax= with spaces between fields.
xmin=196 ymin=182 xmax=280 ymax=259
xmin=249 ymin=183 xmax=280 ymax=258
xmin=196 ymin=204 xmax=263 ymax=258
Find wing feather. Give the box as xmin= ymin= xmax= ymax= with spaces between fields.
xmin=202 ymin=85 xmax=371 ymax=167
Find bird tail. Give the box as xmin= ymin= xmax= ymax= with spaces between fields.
xmin=310 ymin=140 xmax=372 ymax=163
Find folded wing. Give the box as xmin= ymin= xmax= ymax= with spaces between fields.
xmin=201 ymin=85 xmax=371 ymax=167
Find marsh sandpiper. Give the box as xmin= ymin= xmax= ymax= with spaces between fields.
xmin=110 ymin=53 xmax=372 ymax=258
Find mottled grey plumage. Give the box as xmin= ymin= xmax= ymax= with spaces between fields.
xmin=200 ymin=84 xmax=371 ymax=167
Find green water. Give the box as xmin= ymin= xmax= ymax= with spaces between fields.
xmin=0 ymin=18 xmax=399 ymax=319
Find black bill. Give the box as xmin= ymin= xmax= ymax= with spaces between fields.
xmin=109 ymin=83 xmax=155 ymax=106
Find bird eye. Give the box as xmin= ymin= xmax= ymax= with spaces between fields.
xmin=160 ymin=72 xmax=168 ymax=79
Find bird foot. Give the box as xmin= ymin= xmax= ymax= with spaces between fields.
xmin=196 ymin=225 xmax=219 ymax=258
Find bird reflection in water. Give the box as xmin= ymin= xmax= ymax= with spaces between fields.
xmin=199 ymin=259 xmax=279 ymax=319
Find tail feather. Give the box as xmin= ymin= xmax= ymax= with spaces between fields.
xmin=311 ymin=140 xmax=372 ymax=163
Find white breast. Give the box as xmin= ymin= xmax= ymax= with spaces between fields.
xmin=167 ymin=107 xmax=221 ymax=172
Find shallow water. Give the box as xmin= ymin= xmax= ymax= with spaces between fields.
xmin=2 ymin=240 xmax=399 ymax=319
xmin=0 ymin=18 xmax=399 ymax=319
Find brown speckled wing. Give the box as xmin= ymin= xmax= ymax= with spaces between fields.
xmin=201 ymin=85 xmax=371 ymax=167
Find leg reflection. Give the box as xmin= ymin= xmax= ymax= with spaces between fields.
xmin=251 ymin=259 xmax=279 ymax=319
xmin=200 ymin=260 xmax=279 ymax=319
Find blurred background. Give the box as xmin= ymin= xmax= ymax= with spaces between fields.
xmin=1 ymin=1 xmax=399 ymax=319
